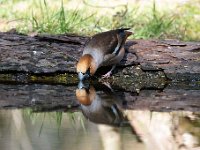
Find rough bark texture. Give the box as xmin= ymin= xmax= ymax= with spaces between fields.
xmin=125 ymin=40 xmax=200 ymax=81
xmin=0 ymin=31 xmax=200 ymax=82
xmin=0 ymin=32 xmax=86 ymax=73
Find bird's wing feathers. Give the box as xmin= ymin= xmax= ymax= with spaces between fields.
xmin=112 ymin=28 xmax=131 ymax=55
xmin=102 ymin=53 xmax=116 ymax=65
xmin=85 ymin=31 xmax=118 ymax=55
xmin=85 ymin=28 xmax=130 ymax=56
xmin=112 ymin=34 xmax=123 ymax=55
xmin=102 ymin=47 xmax=125 ymax=66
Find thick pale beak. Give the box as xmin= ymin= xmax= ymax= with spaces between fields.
xmin=78 ymin=72 xmax=90 ymax=81
xmin=78 ymin=81 xmax=89 ymax=89
xmin=125 ymin=30 xmax=133 ymax=37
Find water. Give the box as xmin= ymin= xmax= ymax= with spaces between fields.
xmin=0 ymin=82 xmax=199 ymax=150
xmin=0 ymin=110 xmax=144 ymax=150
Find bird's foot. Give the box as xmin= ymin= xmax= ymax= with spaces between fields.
xmin=102 ymin=71 xmax=112 ymax=79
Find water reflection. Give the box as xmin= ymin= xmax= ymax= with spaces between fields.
xmin=0 ymin=110 xmax=141 ymax=150
xmin=75 ymin=82 xmax=128 ymax=150
xmin=0 ymin=82 xmax=200 ymax=150
xmin=0 ymin=110 xmax=199 ymax=150
xmin=75 ymin=82 xmax=200 ymax=150
xmin=75 ymin=82 xmax=126 ymax=126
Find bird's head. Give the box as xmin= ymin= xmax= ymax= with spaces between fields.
xmin=76 ymin=54 xmax=97 ymax=81
xmin=125 ymin=30 xmax=132 ymax=38
xmin=122 ymin=30 xmax=133 ymax=42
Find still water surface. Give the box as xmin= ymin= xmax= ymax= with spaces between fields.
xmin=0 ymin=82 xmax=199 ymax=150
xmin=0 ymin=110 xmax=144 ymax=150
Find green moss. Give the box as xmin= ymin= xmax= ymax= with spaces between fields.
xmin=30 ymin=73 xmax=78 ymax=84
xmin=100 ymin=66 xmax=168 ymax=92
xmin=0 ymin=74 xmax=13 ymax=81
xmin=0 ymin=73 xmax=78 ymax=84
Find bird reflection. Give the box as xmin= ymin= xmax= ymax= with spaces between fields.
xmin=76 ymin=82 xmax=126 ymax=126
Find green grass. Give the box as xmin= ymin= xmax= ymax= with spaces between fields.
xmin=0 ymin=0 xmax=200 ymax=41
xmin=135 ymin=2 xmax=175 ymax=39
xmin=28 ymin=0 xmax=95 ymax=34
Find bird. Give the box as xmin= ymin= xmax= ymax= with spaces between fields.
xmin=76 ymin=28 xmax=132 ymax=81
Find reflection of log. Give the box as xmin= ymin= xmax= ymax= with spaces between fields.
xmin=0 ymin=84 xmax=79 ymax=111
xmin=0 ymin=83 xmax=199 ymax=112
xmin=124 ymin=88 xmax=200 ymax=111
xmin=0 ymin=31 xmax=200 ymax=83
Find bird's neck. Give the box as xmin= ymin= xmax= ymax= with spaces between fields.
xmin=83 ymin=50 xmax=104 ymax=67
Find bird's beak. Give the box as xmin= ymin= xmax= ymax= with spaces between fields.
xmin=78 ymin=72 xmax=84 ymax=81
xmin=125 ymin=30 xmax=133 ymax=37
xmin=78 ymin=81 xmax=89 ymax=89
xmin=78 ymin=72 xmax=90 ymax=81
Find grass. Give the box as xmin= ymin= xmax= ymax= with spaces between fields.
xmin=0 ymin=0 xmax=199 ymax=41
xmin=28 ymin=0 xmax=94 ymax=34
xmin=130 ymin=1 xmax=176 ymax=39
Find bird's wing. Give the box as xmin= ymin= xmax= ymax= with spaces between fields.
xmin=112 ymin=28 xmax=131 ymax=55
xmin=102 ymin=47 xmax=125 ymax=66
xmin=102 ymin=53 xmax=116 ymax=66
xmin=85 ymin=28 xmax=130 ymax=56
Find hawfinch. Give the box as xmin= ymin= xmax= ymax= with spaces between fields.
xmin=76 ymin=28 xmax=132 ymax=80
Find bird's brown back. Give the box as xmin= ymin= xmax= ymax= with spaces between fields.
xmin=85 ymin=30 xmax=119 ymax=55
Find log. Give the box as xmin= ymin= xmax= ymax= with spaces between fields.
xmin=0 ymin=31 xmax=199 ymax=84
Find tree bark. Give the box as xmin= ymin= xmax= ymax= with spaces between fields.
xmin=0 ymin=31 xmax=199 ymax=83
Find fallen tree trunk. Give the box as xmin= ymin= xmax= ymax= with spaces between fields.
xmin=0 ymin=31 xmax=200 ymax=85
